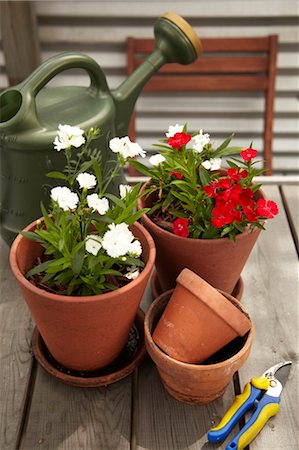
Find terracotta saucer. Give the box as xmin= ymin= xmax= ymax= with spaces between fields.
xmin=32 ymin=308 xmax=146 ymax=387
xmin=150 ymin=269 xmax=244 ymax=301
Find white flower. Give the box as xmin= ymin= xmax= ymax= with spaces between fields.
xmin=53 ymin=124 xmax=85 ymax=151
xmin=202 ymin=158 xmax=222 ymax=171
xmin=128 ymin=240 xmax=142 ymax=257
xmin=87 ymin=194 xmax=109 ymax=215
xmin=102 ymin=223 xmax=134 ymax=258
xmin=50 ymin=186 xmax=79 ymax=211
xmin=192 ymin=129 xmax=210 ymax=153
xmin=149 ymin=154 xmax=166 ymax=166
xmin=165 ymin=124 xmax=184 ymax=138
xmin=85 ymin=234 xmax=102 ymax=256
xmin=124 ymin=266 xmax=140 ymax=280
xmin=109 ymin=136 xmax=146 ymax=159
xmin=119 ymin=184 xmax=133 ymax=199
xmin=76 ymin=172 xmax=97 ymax=190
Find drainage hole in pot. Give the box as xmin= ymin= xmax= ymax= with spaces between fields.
xmin=41 ymin=324 xmax=140 ymax=378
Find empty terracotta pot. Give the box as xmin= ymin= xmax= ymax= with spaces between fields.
xmin=152 ymin=269 xmax=251 ymax=363
xmin=138 ymin=183 xmax=265 ymax=294
xmin=10 ymin=219 xmax=156 ymax=371
xmin=144 ymin=290 xmax=253 ymax=404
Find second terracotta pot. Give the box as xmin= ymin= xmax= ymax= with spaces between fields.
xmin=144 ymin=290 xmax=253 ymax=404
xmin=138 ymin=183 xmax=264 ymax=294
xmin=152 ymin=269 xmax=251 ymax=364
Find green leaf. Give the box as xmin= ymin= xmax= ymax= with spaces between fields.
xmin=201 ymin=226 xmax=219 ymax=239
xmin=128 ymin=159 xmax=152 ymax=177
xmin=40 ymin=202 xmax=53 ymax=230
xmin=105 ymin=193 xmax=126 ymax=208
xmin=26 ymin=260 xmax=53 ymax=278
xmin=71 ymin=246 xmax=85 ymax=277
xmin=220 ymin=226 xmax=232 ymax=237
xmin=227 ymin=161 xmax=239 ymax=169
xmin=216 ymin=146 xmax=243 ymax=158
xmin=91 ymin=156 xmax=102 ymax=188
xmin=97 ymin=269 xmax=122 ymax=276
xmin=199 ymin=167 xmax=210 ymax=186
xmin=215 ymin=133 xmax=235 ymax=152
xmin=20 ymin=231 xmax=44 ymax=243
xmin=125 ymin=208 xmax=150 ymax=226
xmin=46 ymin=171 xmax=67 ymax=180
xmin=169 ymin=210 xmax=189 ymax=218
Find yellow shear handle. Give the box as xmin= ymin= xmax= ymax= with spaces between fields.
xmin=237 ymin=403 xmax=280 ymax=450
xmin=211 ymin=383 xmax=252 ymax=431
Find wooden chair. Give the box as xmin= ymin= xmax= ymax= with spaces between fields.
xmin=126 ymin=36 xmax=278 ymax=175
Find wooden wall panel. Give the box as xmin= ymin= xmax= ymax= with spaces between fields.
xmin=0 ymin=0 xmax=298 ymax=174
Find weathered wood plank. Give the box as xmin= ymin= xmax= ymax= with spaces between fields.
xmin=0 ymin=239 xmax=34 ymax=450
xmin=238 ymin=186 xmax=299 ymax=449
xmin=35 ymin=1 xmax=299 ymax=18
xmin=281 ymin=185 xmax=299 ymax=254
xmin=37 ymin=24 xmax=299 ymax=44
xmin=20 ymin=369 xmax=132 ymax=450
xmin=137 ymin=358 xmax=236 ymax=450
xmin=137 ymin=358 xmax=237 ymax=450
xmin=0 ymin=1 xmax=41 ymax=85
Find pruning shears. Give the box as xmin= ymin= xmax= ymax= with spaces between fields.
xmin=207 ymin=361 xmax=292 ymax=450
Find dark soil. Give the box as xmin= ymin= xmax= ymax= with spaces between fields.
xmin=150 ymin=211 xmax=176 ymax=234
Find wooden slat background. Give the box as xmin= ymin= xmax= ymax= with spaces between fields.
xmin=0 ymin=0 xmax=298 ymax=174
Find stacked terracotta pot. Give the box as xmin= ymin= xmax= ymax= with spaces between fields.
xmin=144 ymin=269 xmax=253 ymax=404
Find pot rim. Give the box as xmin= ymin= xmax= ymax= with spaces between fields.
xmin=144 ymin=289 xmax=254 ymax=370
xmin=10 ymin=219 xmax=156 ymax=303
xmin=137 ymin=181 xmax=266 ymax=244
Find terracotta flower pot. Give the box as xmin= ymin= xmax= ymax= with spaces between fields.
xmin=10 ymin=220 xmax=156 ymax=371
xmin=144 ymin=290 xmax=253 ymax=404
xmin=152 ymin=268 xmax=251 ymax=363
xmin=138 ymin=183 xmax=265 ymax=294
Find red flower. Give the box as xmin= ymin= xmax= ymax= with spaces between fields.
xmin=168 ymin=132 xmax=191 ymax=149
xmin=216 ymin=177 xmax=232 ymax=189
xmin=222 ymin=184 xmax=242 ymax=205
xmin=211 ymin=204 xmax=234 ymax=228
xmin=173 ymin=218 xmax=189 ymax=237
xmin=243 ymin=201 xmax=259 ymax=223
xmin=232 ymin=209 xmax=242 ymax=223
xmin=256 ymin=199 xmax=279 ymax=218
xmin=239 ymin=188 xmax=254 ymax=207
xmin=170 ymin=171 xmax=183 ymax=179
xmin=227 ymin=167 xmax=249 ymax=181
xmin=240 ymin=148 xmax=258 ymax=162
xmin=202 ymin=181 xmax=219 ymax=198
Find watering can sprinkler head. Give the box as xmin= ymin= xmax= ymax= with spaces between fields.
xmin=154 ymin=12 xmax=202 ymax=64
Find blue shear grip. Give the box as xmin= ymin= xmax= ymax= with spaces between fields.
xmin=226 ymin=394 xmax=280 ymax=450
xmin=208 ymin=384 xmax=262 ymax=442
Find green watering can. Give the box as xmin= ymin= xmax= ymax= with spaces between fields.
xmin=0 ymin=12 xmax=201 ymax=246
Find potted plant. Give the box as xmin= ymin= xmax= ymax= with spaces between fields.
xmin=10 ymin=125 xmax=156 ymax=372
xmin=131 ymin=124 xmax=278 ymax=293
xmin=144 ymin=288 xmax=253 ymax=404
xmin=152 ymin=268 xmax=252 ymax=364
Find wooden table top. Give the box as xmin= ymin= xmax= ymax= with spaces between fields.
xmin=1 ymin=182 xmax=298 ymax=450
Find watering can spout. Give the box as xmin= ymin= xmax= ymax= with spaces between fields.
xmin=112 ymin=12 xmax=202 ymax=137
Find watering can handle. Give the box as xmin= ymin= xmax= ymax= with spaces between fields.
xmin=22 ymin=52 xmax=109 ymax=97
xmin=13 ymin=52 xmax=109 ymax=129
